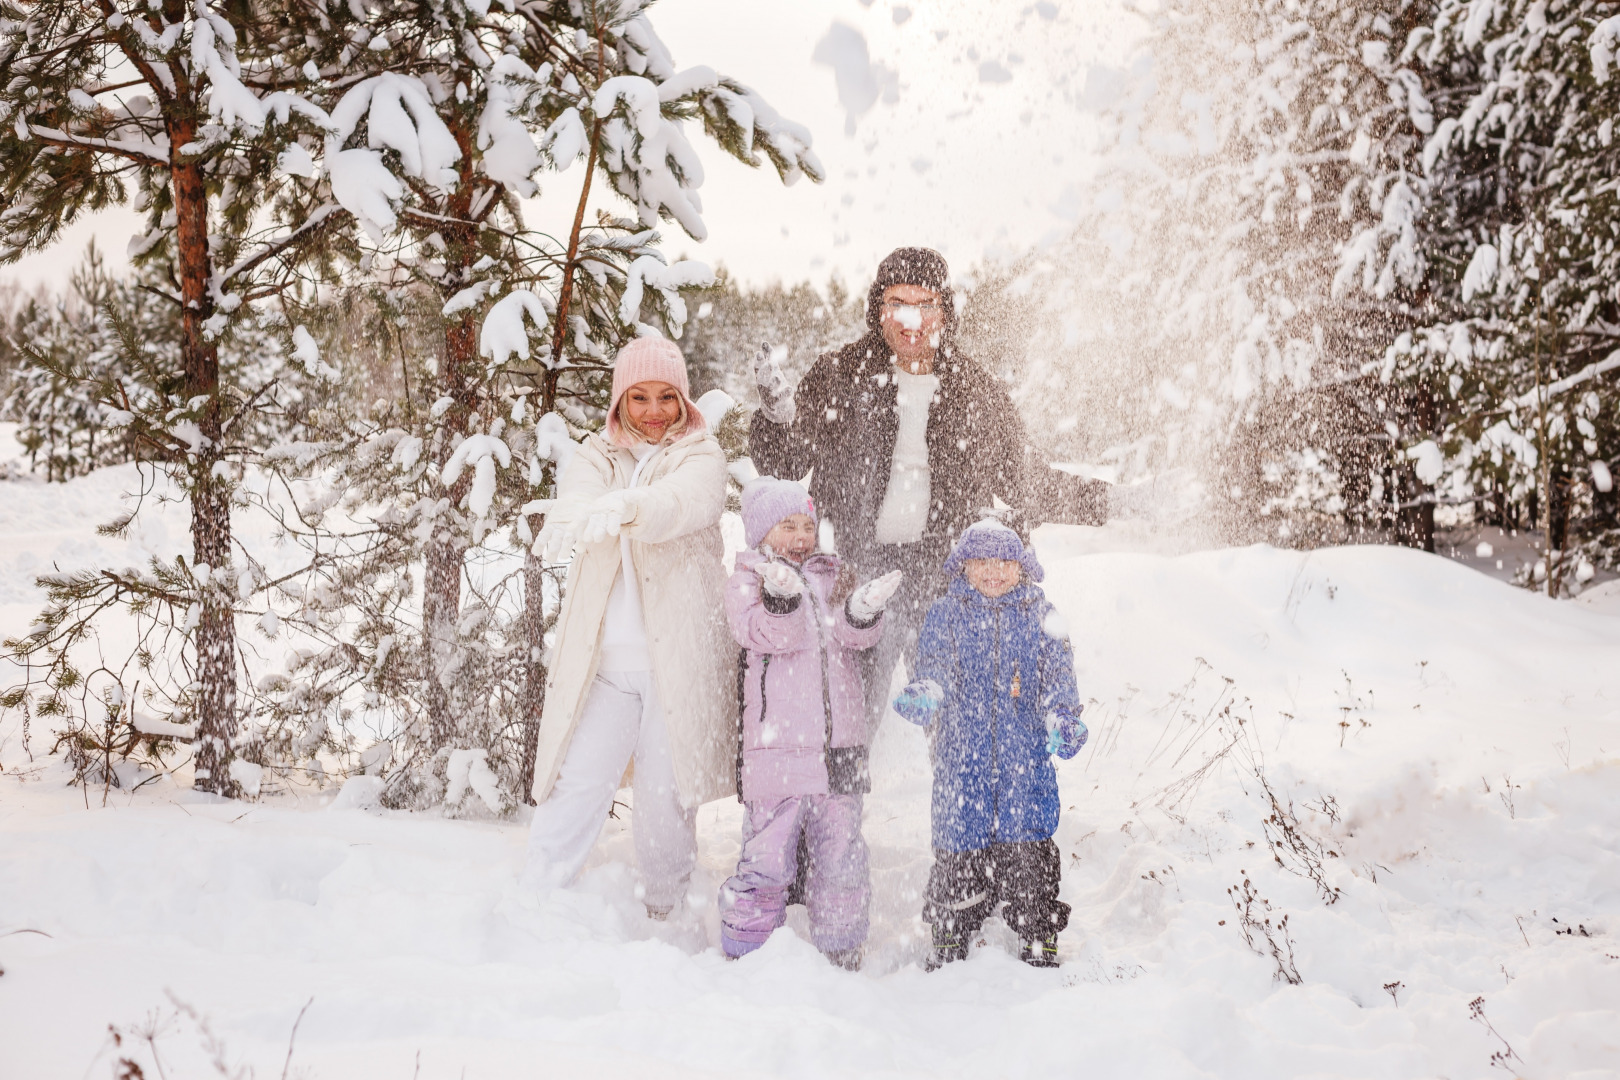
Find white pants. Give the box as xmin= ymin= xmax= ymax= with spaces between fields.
xmin=522 ymin=670 xmax=697 ymax=910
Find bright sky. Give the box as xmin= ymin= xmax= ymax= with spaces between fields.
xmin=0 ymin=0 xmax=1143 ymax=294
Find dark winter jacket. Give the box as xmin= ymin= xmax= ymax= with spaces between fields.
xmin=912 ymin=577 xmax=1081 ymax=852
xmin=749 ymin=252 xmax=1105 ymax=571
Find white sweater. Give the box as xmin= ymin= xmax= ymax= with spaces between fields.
xmin=597 ymin=442 xmax=660 ymax=672
xmin=873 ymin=368 xmax=940 ymax=545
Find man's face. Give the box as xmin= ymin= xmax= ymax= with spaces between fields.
xmin=879 ymin=283 xmax=946 ymax=370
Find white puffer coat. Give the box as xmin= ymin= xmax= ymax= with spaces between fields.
xmin=530 ymin=428 xmax=735 ymax=807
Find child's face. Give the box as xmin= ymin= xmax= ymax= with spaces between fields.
xmin=762 ymin=514 xmax=816 ymax=563
xmin=964 ymin=558 xmax=1022 ymax=598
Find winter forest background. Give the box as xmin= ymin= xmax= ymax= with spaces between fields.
xmin=1 ymin=1 xmax=1618 ymax=1076
xmin=2 ymin=0 xmax=1615 ymax=809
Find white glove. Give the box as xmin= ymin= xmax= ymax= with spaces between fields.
xmin=753 ymin=342 xmax=796 ymax=425
xmin=579 ymin=490 xmax=635 ymax=546
xmin=847 ymin=569 xmax=903 ymax=622
xmin=535 ymin=515 xmax=582 ymax=561
xmin=758 ymin=560 xmax=803 ymax=600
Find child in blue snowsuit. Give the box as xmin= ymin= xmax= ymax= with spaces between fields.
xmin=894 ymin=520 xmax=1087 ymax=968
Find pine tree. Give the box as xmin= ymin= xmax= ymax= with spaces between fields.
xmin=0 ymin=1 xmax=350 ymax=793
xmin=244 ymin=0 xmax=824 ymax=807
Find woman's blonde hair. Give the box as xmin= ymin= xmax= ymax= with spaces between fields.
xmin=615 ymin=385 xmax=690 ymax=445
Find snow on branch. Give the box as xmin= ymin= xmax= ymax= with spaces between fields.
xmin=618 ymin=255 xmax=713 ymax=333
xmin=479 ymin=289 xmax=552 ymax=366
xmin=479 ymin=56 xmax=544 ymax=196
xmin=1592 ymin=16 xmax=1620 ymax=84
xmin=442 ymin=434 xmax=512 ymax=518
xmin=1509 ymin=349 xmax=1620 ymax=410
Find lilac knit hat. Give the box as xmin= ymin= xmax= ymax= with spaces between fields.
xmin=742 ymin=477 xmax=817 ymax=549
xmin=942 ymin=518 xmax=1044 ymax=582
xmin=606 ymin=335 xmax=707 ymax=446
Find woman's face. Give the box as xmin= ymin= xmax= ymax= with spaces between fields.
xmin=622 ymin=381 xmax=684 ymax=441
xmin=963 ymin=558 xmax=1022 ymax=598
xmin=762 ymin=513 xmax=816 ymax=563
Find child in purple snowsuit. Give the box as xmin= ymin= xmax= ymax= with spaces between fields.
xmin=719 ymin=477 xmax=903 ymax=969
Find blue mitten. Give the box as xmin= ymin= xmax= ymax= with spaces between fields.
xmin=893 ymin=679 xmax=944 ymax=725
xmin=1045 ymin=707 xmax=1088 ymax=759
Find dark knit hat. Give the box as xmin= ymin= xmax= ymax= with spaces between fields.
xmin=942 ymin=518 xmax=1045 ymax=583
xmin=864 ymin=246 xmax=956 ymax=336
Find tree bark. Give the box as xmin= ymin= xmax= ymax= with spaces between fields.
xmin=423 ymin=309 xmax=476 ymax=750
xmin=1548 ymin=465 xmax=1572 ymax=554
xmin=172 ymin=130 xmax=237 ymax=794
xmin=518 ymin=512 xmax=548 ymax=805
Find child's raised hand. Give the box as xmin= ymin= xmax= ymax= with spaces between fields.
xmin=1044 ymin=706 xmax=1088 ymax=759
xmin=847 ymin=570 xmax=903 ymax=622
xmin=758 ymin=559 xmax=804 ymax=600
xmin=893 ymin=679 xmax=944 ymax=725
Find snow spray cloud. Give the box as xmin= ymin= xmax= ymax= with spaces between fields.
xmin=960 ymin=0 xmax=1470 ymax=551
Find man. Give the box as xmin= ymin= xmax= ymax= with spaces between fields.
xmin=749 ymin=246 xmax=1111 ymax=726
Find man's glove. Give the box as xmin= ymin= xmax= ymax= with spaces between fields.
xmin=758 ymin=560 xmax=803 ymax=600
xmin=579 ymin=490 xmax=635 ymax=546
xmin=893 ymin=679 xmax=944 ymax=725
xmin=847 ymin=570 xmax=903 ymax=623
xmin=753 ymin=342 xmax=796 ymax=425
xmin=1045 ymin=706 xmax=1088 ymax=759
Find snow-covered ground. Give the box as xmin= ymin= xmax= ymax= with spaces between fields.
xmin=2 ymin=459 xmax=1619 ymax=1079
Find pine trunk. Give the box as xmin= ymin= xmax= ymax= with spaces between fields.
xmin=172 ymin=140 xmax=238 ymax=794
xmin=518 ymin=518 xmax=548 ymax=805
xmin=424 ymin=311 xmax=476 ymax=750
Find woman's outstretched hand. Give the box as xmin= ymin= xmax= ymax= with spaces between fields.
xmin=535 ymin=515 xmax=581 ymax=562
xmin=847 ymin=570 xmax=903 ymax=622
xmin=579 ymin=491 xmax=635 ymax=545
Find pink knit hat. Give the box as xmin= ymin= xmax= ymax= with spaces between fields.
xmin=606 ymin=336 xmax=707 ymax=447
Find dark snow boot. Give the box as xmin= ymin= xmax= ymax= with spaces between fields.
xmin=824 ymin=947 xmax=862 ymax=972
xmin=1020 ymin=933 xmax=1060 ymax=968
xmin=925 ymin=926 xmax=970 ymax=971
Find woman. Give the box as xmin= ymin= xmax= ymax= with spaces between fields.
xmin=524 ymin=336 xmax=734 ymax=918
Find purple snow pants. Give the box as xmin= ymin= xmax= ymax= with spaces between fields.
xmin=719 ymin=793 xmax=869 ymax=958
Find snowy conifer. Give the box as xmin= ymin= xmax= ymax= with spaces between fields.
xmin=0 ymin=1 xmax=351 ymax=793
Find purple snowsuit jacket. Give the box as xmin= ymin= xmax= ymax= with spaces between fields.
xmin=725 ymin=550 xmax=885 ymax=802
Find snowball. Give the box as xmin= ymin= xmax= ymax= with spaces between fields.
xmin=1475 ymin=542 xmax=1494 ymax=559
xmin=1593 ymin=460 xmax=1614 ymax=494
xmin=1042 ymin=609 xmax=1070 ymax=640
